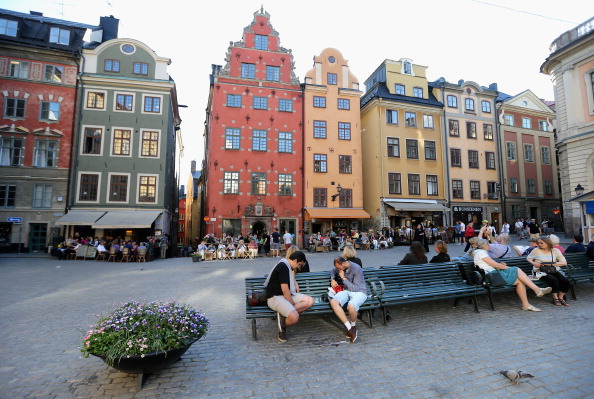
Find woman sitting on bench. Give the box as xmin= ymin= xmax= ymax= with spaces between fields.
xmin=526 ymin=237 xmax=570 ymax=307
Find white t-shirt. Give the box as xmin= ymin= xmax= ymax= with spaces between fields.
xmin=459 ymin=222 xmax=465 ymax=232
xmin=283 ymin=232 xmax=292 ymax=244
xmin=501 ymin=223 xmax=510 ymax=234
xmin=474 ymin=249 xmax=495 ymax=272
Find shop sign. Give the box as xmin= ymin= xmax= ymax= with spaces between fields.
xmin=452 ymin=207 xmax=483 ymax=213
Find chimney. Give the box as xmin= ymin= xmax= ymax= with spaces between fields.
xmin=458 ymin=79 xmax=464 ymax=86
xmin=489 ymin=83 xmax=498 ymax=91
xmin=191 ymin=160 xmax=196 ymax=172
xmin=99 ymin=15 xmax=119 ymax=41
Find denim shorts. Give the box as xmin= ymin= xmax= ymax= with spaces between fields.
xmin=332 ymin=290 xmax=367 ymax=311
xmin=270 ymin=242 xmax=281 ymax=250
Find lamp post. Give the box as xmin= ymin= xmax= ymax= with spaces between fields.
xmin=575 ymin=184 xmax=584 ymax=197
xmin=330 ymin=184 xmax=342 ymax=203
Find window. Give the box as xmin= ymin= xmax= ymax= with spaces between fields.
xmin=104 ymin=59 xmax=120 ymax=72
xmin=447 ymin=95 xmax=457 ymax=108
xmin=406 ymin=139 xmax=418 ymax=159
xmin=506 ymin=142 xmax=516 ymax=160
xmin=133 ymin=62 xmax=148 ymax=75
xmin=313 ymin=96 xmax=326 ymax=108
xmin=339 ymin=155 xmax=352 ymax=174
xmin=255 ymin=34 xmax=268 ymax=50
xmin=327 ymin=73 xmax=337 ymax=85
xmin=424 ymin=141 xmax=436 ymax=160
xmin=481 ymin=101 xmax=491 ymax=113
xmin=487 ymin=182 xmax=497 ymax=198
xmin=338 ymin=122 xmax=351 ymax=140
xmin=40 ymin=101 xmax=60 ymax=121
xmin=4 ymin=98 xmax=25 ymax=118
xmin=405 ymin=112 xmax=416 ymax=127
xmin=403 ymin=61 xmax=412 ymax=74
xmin=266 ymin=65 xmax=279 ymax=81
xmin=223 ymin=172 xmax=239 ymax=194
xmin=251 ymin=172 xmax=266 ymax=195
xmin=49 ymin=27 xmax=70 ymax=45
xmin=141 ymin=131 xmax=159 ymax=157
xmin=539 ymin=121 xmax=548 ymax=131
xmin=527 ymin=178 xmax=535 ymax=194
xmin=337 ymin=99 xmax=350 ymax=110
xmin=522 ymin=117 xmax=532 ymax=129
xmin=279 ymin=99 xmax=293 ymax=112
xmin=278 ymin=174 xmax=292 ymax=196
xmin=423 ymin=115 xmax=434 ymax=129
xmin=387 ymin=137 xmax=400 ymax=157
xmin=0 ymin=18 xmax=18 ymax=37
xmin=314 ymin=154 xmax=327 ymax=172
xmin=109 ymin=175 xmax=128 ymax=202
xmin=143 ymin=96 xmax=161 ymax=113
xmin=483 ymin=124 xmax=493 ymax=140
xmin=465 ymin=98 xmax=475 ymax=111
xmin=388 ymin=173 xmax=401 ymax=194
xmin=112 ymin=129 xmax=131 ymax=156
xmin=79 ymin=174 xmax=99 ymax=201
xmin=241 ymin=63 xmax=255 ymax=79
xmin=44 ymin=65 xmax=63 ymax=82
xmin=470 ymin=181 xmax=481 ymax=199
xmin=0 ymin=138 xmax=23 ymax=166
xmin=339 ymin=188 xmax=352 ymax=208
xmin=486 ymin=151 xmax=495 ymax=169
xmin=524 ymin=144 xmax=534 ymax=162
xmin=510 ymin=178 xmax=518 ymax=193
xmin=313 ymin=188 xmax=327 ymax=207
xmin=450 ymin=148 xmax=461 ymax=167
xmin=32 ymin=184 xmax=52 ymax=208
xmin=386 ymin=109 xmax=398 ymax=124
xmin=253 ymin=96 xmax=268 ymax=110
xmin=34 ymin=140 xmax=58 ymax=167
xmin=413 ymin=87 xmax=423 ymax=98
xmin=252 ymin=130 xmax=267 ymax=151
xmin=512 ymin=205 xmax=521 ymax=219
xmin=545 ymin=180 xmax=553 ymax=195
xmin=504 ymin=115 xmax=514 ymax=126
xmin=0 ymin=184 xmax=16 ymax=207
xmin=427 ymin=175 xmax=438 ymax=196
xmin=86 ymin=92 xmax=105 ymax=109
xmin=138 ymin=175 xmax=157 ymax=202
xmin=449 ymin=119 xmax=459 ymax=136
xmin=227 ymin=94 xmax=242 ymax=108
xmin=278 ymin=132 xmax=292 ymax=153
xmin=541 ymin=146 xmax=551 ymax=164
xmin=225 ymin=128 xmax=240 ymax=150
xmin=466 ymin=122 xmax=477 ymax=138
xmin=115 ymin=94 xmax=133 ymax=111
xmin=452 ymin=180 xmax=463 ymax=198
xmin=468 ymin=150 xmax=479 ymax=168
xmin=313 ymin=120 xmax=327 ymax=138
xmin=222 ymin=219 xmax=241 ymax=237
xmin=83 ymin=127 xmax=102 ymax=155
xmin=408 ymin=174 xmax=420 ymax=195
xmin=9 ymin=60 xmax=29 ymax=78
xmin=395 ymin=84 xmax=405 ymax=95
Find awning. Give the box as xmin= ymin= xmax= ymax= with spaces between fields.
xmin=305 ymin=208 xmax=370 ymax=219
xmin=92 ymin=210 xmax=162 ymax=229
xmin=55 ymin=211 xmax=106 ymax=226
xmin=383 ymin=200 xmax=449 ymax=212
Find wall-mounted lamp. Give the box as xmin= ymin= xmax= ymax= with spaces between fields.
xmin=212 ymin=207 xmax=217 ymax=214
xmin=575 ymin=184 xmax=585 ymax=196
xmin=331 ymin=184 xmax=342 ymax=202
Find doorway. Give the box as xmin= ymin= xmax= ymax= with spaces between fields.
xmin=29 ymin=223 xmax=47 ymax=252
xmin=251 ymin=221 xmax=266 ymax=238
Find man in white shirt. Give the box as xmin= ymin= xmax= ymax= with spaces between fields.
xmin=515 ymin=219 xmax=524 ymax=239
xmin=283 ymin=231 xmax=293 ymax=250
xmin=459 ymin=221 xmax=466 ymax=245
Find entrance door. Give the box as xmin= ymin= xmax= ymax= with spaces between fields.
xmin=530 ymin=207 xmax=538 ymax=221
xmin=29 ymin=223 xmax=47 ymax=252
xmin=252 ymin=221 xmax=265 ymax=237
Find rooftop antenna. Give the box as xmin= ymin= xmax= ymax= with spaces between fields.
xmin=52 ymin=0 xmax=73 ymax=19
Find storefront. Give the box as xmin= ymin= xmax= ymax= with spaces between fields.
xmin=383 ymin=199 xmax=448 ymax=228
xmin=303 ymin=208 xmax=370 ymax=236
xmin=570 ymin=190 xmax=594 ymax=240
xmin=452 ymin=206 xmax=484 ymax=226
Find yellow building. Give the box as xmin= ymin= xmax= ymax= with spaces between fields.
xmin=303 ymin=48 xmax=369 ymax=235
xmin=360 ymin=59 xmax=447 ymax=229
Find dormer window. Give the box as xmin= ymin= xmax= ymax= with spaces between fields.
xmin=255 ymin=34 xmax=268 ymax=50
xmin=403 ymin=61 xmax=412 ymax=74
xmin=105 ymin=59 xmax=120 ymax=72
xmin=0 ymin=18 xmax=18 ymax=37
xmin=133 ymin=62 xmax=148 ymax=75
xmin=413 ymin=87 xmax=423 ymax=98
xmin=49 ymin=27 xmax=70 ymax=45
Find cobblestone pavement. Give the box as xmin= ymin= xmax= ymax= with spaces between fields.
xmin=1 ymin=240 xmax=593 ymax=399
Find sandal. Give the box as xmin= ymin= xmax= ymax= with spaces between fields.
xmin=521 ymin=305 xmax=542 ymax=312
xmin=558 ymin=298 xmax=570 ymax=306
xmin=553 ymin=299 xmax=562 ymax=306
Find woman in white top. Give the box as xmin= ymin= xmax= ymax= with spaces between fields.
xmin=527 ymin=237 xmax=571 ymax=306
xmin=501 ymin=221 xmax=510 ymax=234
xmin=474 ymin=239 xmax=552 ymax=311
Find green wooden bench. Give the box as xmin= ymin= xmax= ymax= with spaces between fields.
xmin=563 ymin=253 xmax=594 ymax=285
xmin=368 ymin=262 xmax=483 ymax=325
xmin=245 ymin=269 xmax=381 ymax=340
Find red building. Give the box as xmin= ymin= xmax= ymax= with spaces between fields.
xmin=204 ymin=8 xmax=303 ymax=245
xmin=178 ymin=193 xmax=186 ymax=246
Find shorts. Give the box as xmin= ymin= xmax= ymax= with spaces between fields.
xmin=270 ymin=242 xmax=280 ymax=250
xmin=332 ymin=290 xmax=367 ymax=311
xmin=267 ymin=293 xmax=307 ymax=317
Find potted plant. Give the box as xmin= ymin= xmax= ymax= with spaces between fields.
xmin=191 ymin=253 xmax=202 ymax=262
xmin=81 ymin=301 xmax=209 ymax=388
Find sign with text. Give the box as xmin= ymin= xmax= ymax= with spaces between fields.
xmin=8 ymin=217 xmax=22 ymax=223
xmin=452 ymin=207 xmax=483 ymax=213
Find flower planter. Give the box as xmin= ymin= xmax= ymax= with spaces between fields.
xmin=192 ymin=256 xmax=201 ymax=262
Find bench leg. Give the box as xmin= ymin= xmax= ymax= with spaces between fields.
xmin=471 ymin=296 xmax=479 ymax=313
xmin=251 ymin=319 xmax=257 ymax=340
xmin=381 ymin=305 xmax=387 ymax=326
xmin=487 ymin=290 xmax=495 ymax=311
xmin=367 ymin=309 xmax=373 ymax=329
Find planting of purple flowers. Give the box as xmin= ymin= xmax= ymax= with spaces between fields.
xmin=81 ymin=301 xmax=209 ymax=365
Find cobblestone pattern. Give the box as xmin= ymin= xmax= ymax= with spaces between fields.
xmin=0 ymin=241 xmax=593 ymax=399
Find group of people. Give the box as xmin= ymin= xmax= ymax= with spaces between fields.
xmin=54 ymin=234 xmax=169 ymax=260
xmin=192 ymin=228 xmax=293 ymax=260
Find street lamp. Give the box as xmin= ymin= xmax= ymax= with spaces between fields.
xmin=575 ymin=184 xmax=584 ymax=197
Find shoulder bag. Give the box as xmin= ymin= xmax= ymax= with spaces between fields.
xmin=539 ymin=251 xmax=557 ymax=274
xmin=486 ymin=270 xmax=507 ymax=287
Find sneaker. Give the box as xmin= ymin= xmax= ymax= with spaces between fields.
xmin=347 ymin=326 xmax=358 ymax=343
xmin=536 ymin=287 xmax=552 ymax=297
xmin=278 ymin=329 xmax=287 ymax=342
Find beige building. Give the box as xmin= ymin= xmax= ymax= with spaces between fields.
xmin=361 ymin=59 xmax=447 ymax=229
xmin=303 ymin=48 xmax=369 ymax=235
xmin=541 ymin=17 xmax=594 ymax=237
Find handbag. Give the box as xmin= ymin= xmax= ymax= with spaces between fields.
xmin=486 ymin=271 xmax=507 ymax=287
xmin=539 ymin=251 xmax=557 ymax=274
xmin=247 ymin=290 xmax=267 ymax=306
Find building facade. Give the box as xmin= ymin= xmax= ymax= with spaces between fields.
xmin=302 ymin=48 xmax=369 ymax=235
xmin=203 ymin=8 xmax=303 ymax=245
xmin=185 ymin=160 xmax=201 ymax=246
xmin=541 ymin=17 xmax=594 ymax=237
xmin=360 ymin=59 xmax=447 ymax=229
xmin=0 ymin=9 xmax=96 ymax=252
xmin=497 ymin=90 xmax=561 ymax=226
